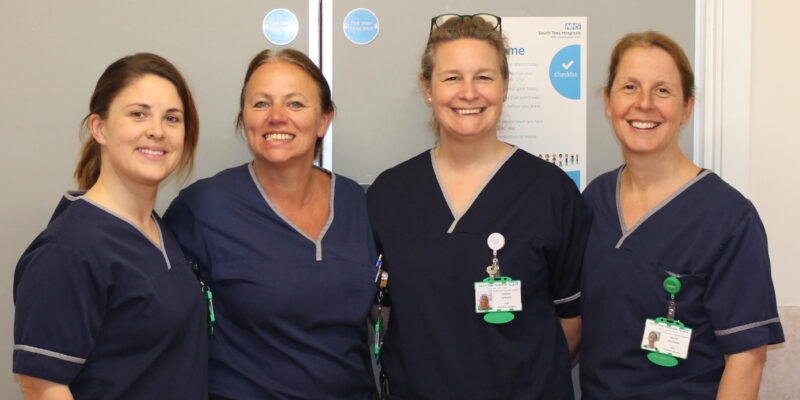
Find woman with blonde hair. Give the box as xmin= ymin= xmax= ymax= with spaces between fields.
xmin=367 ymin=14 xmax=589 ymax=399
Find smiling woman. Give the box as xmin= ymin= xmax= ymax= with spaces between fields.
xmin=579 ymin=32 xmax=784 ymax=399
xmin=12 ymin=53 xmax=207 ymax=400
xmin=163 ymin=48 xmax=377 ymax=400
xmin=366 ymin=14 xmax=590 ymax=400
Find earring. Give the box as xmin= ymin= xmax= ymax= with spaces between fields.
xmin=426 ymin=97 xmax=432 ymax=103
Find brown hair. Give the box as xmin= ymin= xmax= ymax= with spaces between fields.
xmin=606 ymin=31 xmax=695 ymax=103
xmin=420 ymin=16 xmax=509 ymax=134
xmin=74 ymin=53 xmax=199 ymax=189
xmin=236 ymin=49 xmax=334 ymax=157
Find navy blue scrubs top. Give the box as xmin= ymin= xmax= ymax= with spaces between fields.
xmin=13 ymin=192 xmax=208 ymax=399
xmin=580 ymin=167 xmax=784 ymax=399
xmin=367 ymin=148 xmax=590 ymax=400
xmin=164 ymin=163 xmax=376 ymax=400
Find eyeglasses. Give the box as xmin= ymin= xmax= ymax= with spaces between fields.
xmin=430 ymin=13 xmax=502 ymax=34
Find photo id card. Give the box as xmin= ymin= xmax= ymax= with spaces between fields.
xmin=474 ymin=279 xmax=522 ymax=313
xmin=641 ymin=318 xmax=692 ymax=359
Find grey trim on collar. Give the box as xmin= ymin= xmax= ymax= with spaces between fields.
xmin=248 ymin=163 xmax=334 ymax=261
xmin=614 ymin=168 xmax=712 ymax=248
xmin=75 ymin=194 xmax=172 ymax=270
xmin=430 ymin=146 xmax=518 ymax=234
xmin=14 ymin=344 xmax=86 ymax=365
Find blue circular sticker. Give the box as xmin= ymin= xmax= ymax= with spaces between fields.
xmin=549 ymin=44 xmax=581 ymax=100
xmin=343 ymin=8 xmax=379 ymax=45
xmin=263 ymin=8 xmax=299 ymax=45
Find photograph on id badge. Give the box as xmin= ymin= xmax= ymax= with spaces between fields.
xmin=641 ymin=318 xmax=692 ymax=359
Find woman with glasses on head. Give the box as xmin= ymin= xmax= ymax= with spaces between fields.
xmin=367 ymin=14 xmax=590 ymax=399
xmin=164 ymin=48 xmax=377 ymax=399
xmin=579 ymin=31 xmax=783 ymax=399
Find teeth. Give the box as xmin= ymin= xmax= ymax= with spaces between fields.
xmin=138 ymin=148 xmax=165 ymax=155
xmin=264 ymin=133 xmax=295 ymax=140
xmin=630 ymin=121 xmax=659 ymax=129
xmin=455 ymin=108 xmax=483 ymax=115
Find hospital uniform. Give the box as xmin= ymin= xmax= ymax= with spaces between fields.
xmin=366 ymin=147 xmax=590 ymax=400
xmin=580 ymin=167 xmax=784 ymax=399
xmin=13 ymin=192 xmax=208 ymax=399
xmin=164 ymin=163 xmax=376 ymax=400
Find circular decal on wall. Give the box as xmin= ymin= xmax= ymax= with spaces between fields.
xmin=549 ymin=44 xmax=581 ymax=100
xmin=343 ymin=8 xmax=379 ymax=45
xmin=263 ymin=8 xmax=299 ymax=45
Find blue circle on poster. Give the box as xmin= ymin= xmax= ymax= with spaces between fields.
xmin=343 ymin=8 xmax=379 ymax=45
xmin=263 ymin=8 xmax=299 ymax=45
xmin=549 ymin=45 xmax=581 ymax=100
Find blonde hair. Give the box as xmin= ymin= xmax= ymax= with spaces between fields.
xmin=420 ymin=16 xmax=509 ymax=135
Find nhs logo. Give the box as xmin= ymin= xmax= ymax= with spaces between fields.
xmin=565 ymin=22 xmax=581 ymax=30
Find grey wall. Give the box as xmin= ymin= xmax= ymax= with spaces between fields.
xmin=0 ymin=1 xmax=308 ymax=398
xmin=330 ymin=0 xmax=695 ymax=184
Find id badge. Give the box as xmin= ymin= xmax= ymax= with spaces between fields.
xmin=641 ymin=318 xmax=693 ymax=366
xmin=474 ymin=277 xmax=522 ymax=324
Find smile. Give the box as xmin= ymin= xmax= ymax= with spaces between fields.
xmin=629 ymin=120 xmax=661 ymax=129
xmin=263 ymin=133 xmax=295 ymax=141
xmin=137 ymin=148 xmax=166 ymax=155
xmin=454 ymin=108 xmax=485 ymax=115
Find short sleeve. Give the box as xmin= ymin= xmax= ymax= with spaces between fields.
xmin=548 ymin=180 xmax=591 ymax=318
xmin=703 ymin=207 xmax=784 ymax=354
xmin=13 ymin=243 xmax=106 ymax=384
xmin=163 ymin=194 xmax=211 ymax=281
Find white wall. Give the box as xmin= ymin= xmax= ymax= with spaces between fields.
xmin=750 ymin=0 xmax=800 ymax=306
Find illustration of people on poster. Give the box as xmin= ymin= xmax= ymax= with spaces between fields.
xmin=499 ymin=17 xmax=587 ymax=189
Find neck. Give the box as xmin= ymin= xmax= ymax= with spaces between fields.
xmin=436 ymin=132 xmax=511 ymax=168
xmin=621 ymin=147 xmax=700 ymax=192
xmin=252 ymin=157 xmax=321 ymax=205
xmin=83 ymin=171 xmax=158 ymax=228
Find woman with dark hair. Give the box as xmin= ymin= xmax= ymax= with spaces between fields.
xmin=579 ymin=31 xmax=784 ymax=399
xmin=164 ymin=48 xmax=376 ymax=399
xmin=367 ymin=15 xmax=589 ymax=399
xmin=13 ymin=53 xmax=207 ymax=399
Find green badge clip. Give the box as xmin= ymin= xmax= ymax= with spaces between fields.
xmin=663 ymin=276 xmax=681 ymax=296
xmin=204 ymin=286 xmax=215 ymax=338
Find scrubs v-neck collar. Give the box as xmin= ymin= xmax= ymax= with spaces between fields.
xmin=614 ymin=166 xmax=712 ymax=248
xmin=430 ymin=146 xmax=518 ymax=234
xmin=248 ymin=162 xmax=335 ymax=261
xmin=69 ymin=191 xmax=173 ymax=270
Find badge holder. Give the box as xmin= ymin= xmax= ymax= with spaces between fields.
xmin=644 ymin=276 xmax=692 ymax=367
xmin=475 ymin=233 xmax=522 ymax=324
xmin=370 ymin=255 xmax=389 ymax=360
xmin=192 ymin=261 xmax=215 ymax=338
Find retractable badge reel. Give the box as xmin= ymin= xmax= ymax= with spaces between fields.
xmin=193 ymin=261 xmax=215 ymax=338
xmin=373 ymin=255 xmax=388 ymax=360
xmin=642 ymin=276 xmax=693 ymax=367
xmin=474 ymin=233 xmax=522 ymax=324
